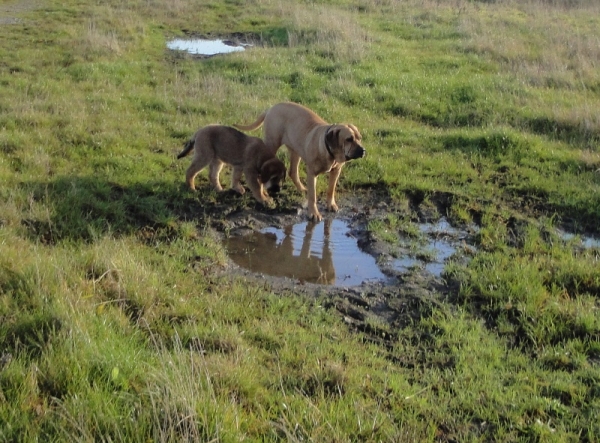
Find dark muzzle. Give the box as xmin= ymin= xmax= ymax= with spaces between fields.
xmin=347 ymin=147 xmax=366 ymax=161
xmin=266 ymin=183 xmax=281 ymax=194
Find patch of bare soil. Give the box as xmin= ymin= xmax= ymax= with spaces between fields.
xmin=203 ymin=190 xmax=474 ymax=346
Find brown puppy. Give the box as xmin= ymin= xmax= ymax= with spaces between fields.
xmin=235 ymin=102 xmax=365 ymax=221
xmin=177 ymin=125 xmax=286 ymax=206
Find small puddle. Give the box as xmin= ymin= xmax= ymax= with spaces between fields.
xmin=167 ymin=38 xmax=247 ymax=56
xmin=225 ymin=219 xmax=387 ymax=286
xmin=392 ymin=218 xmax=475 ymax=277
xmin=557 ymin=229 xmax=600 ymax=249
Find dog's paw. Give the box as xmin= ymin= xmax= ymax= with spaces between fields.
xmin=308 ymin=210 xmax=323 ymax=222
xmin=327 ymin=201 xmax=339 ymax=212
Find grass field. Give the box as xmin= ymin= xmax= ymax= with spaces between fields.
xmin=1 ymin=0 xmax=599 ymax=441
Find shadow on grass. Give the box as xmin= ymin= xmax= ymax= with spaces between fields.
xmin=19 ymin=175 xmax=254 ymax=245
xmin=517 ymin=115 xmax=600 ymax=149
xmin=0 ymin=266 xmax=63 ymax=359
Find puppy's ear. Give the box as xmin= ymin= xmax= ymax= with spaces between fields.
xmin=325 ymin=127 xmax=340 ymax=148
xmin=259 ymin=158 xmax=280 ymax=183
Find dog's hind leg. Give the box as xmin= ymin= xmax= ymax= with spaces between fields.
xmin=186 ymin=156 xmax=211 ymax=190
xmin=208 ymin=159 xmax=225 ymax=191
xmin=287 ymin=148 xmax=307 ymax=193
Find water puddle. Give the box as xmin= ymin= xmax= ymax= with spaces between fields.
xmin=225 ymin=219 xmax=387 ymax=286
xmin=167 ymin=38 xmax=247 ymax=56
xmin=392 ymin=218 xmax=476 ymax=277
xmin=557 ymin=229 xmax=600 ymax=249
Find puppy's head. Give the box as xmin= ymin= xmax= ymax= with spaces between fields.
xmin=325 ymin=124 xmax=366 ymax=163
xmin=260 ymin=157 xmax=287 ymax=195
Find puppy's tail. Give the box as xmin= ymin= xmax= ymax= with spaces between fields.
xmin=177 ymin=139 xmax=195 ymax=159
xmin=234 ymin=110 xmax=266 ymax=132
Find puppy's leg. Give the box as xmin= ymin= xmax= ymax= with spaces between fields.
xmin=306 ymin=168 xmax=322 ymax=222
xmin=288 ymin=148 xmax=307 ymax=193
xmin=185 ymin=156 xmax=211 ymax=191
xmin=326 ymin=165 xmax=342 ymax=212
xmin=230 ymin=166 xmax=246 ymax=195
xmin=208 ymin=159 xmax=225 ymax=191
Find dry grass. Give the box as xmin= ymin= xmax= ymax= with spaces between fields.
xmin=273 ymin=2 xmax=371 ymax=63
xmin=458 ymin=0 xmax=600 ymax=88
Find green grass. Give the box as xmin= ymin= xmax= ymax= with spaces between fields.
xmin=1 ymin=0 xmax=600 ymax=441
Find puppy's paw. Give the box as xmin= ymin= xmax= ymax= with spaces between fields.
xmin=232 ymin=185 xmax=245 ymax=195
xmin=260 ymin=197 xmax=275 ymax=208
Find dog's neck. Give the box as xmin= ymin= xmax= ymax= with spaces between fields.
xmin=324 ymin=126 xmax=335 ymax=159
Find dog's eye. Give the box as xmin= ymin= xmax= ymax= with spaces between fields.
xmin=346 ymin=137 xmax=353 ymax=142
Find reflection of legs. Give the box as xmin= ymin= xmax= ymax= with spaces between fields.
xmin=323 ymin=217 xmax=331 ymax=239
xmin=321 ymin=218 xmax=334 ymax=276
xmin=318 ymin=218 xmax=335 ymax=284
xmin=300 ymin=222 xmax=316 ymax=258
xmin=208 ymin=160 xmax=224 ymax=191
xmin=280 ymin=225 xmax=294 ymax=256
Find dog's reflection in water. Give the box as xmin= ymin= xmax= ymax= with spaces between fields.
xmin=226 ymin=219 xmax=336 ymax=285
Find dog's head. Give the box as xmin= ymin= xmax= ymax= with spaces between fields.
xmin=260 ymin=157 xmax=287 ymax=194
xmin=325 ymin=124 xmax=366 ymax=163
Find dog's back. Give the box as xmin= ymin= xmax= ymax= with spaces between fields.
xmin=177 ymin=125 xmax=252 ymax=162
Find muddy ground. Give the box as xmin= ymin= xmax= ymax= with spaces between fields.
xmin=196 ymin=189 xmax=478 ymax=345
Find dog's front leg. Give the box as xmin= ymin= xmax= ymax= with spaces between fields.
xmin=326 ymin=165 xmax=342 ymax=212
xmin=230 ymin=166 xmax=246 ymax=195
xmin=306 ymin=169 xmax=322 ymax=222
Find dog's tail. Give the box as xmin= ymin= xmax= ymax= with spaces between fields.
xmin=177 ymin=139 xmax=195 ymax=159
xmin=234 ymin=110 xmax=267 ymax=132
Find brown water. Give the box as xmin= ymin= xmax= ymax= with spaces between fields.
xmin=225 ymin=219 xmax=387 ymax=286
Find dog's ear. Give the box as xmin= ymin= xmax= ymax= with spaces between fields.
xmin=325 ymin=127 xmax=340 ymax=148
xmin=347 ymin=124 xmax=362 ymax=140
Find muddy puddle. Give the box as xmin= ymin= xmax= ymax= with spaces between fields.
xmin=167 ymin=38 xmax=248 ymax=56
xmin=224 ymin=215 xmax=476 ymax=287
xmin=225 ymin=219 xmax=387 ymax=286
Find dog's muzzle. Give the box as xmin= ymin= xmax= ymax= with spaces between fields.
xmin=346 ymin=147 xmax=366 ymax=161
